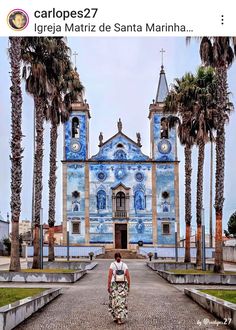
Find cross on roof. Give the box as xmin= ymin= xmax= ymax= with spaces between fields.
xmin=160 ymin=48 xmax=165 ymax=68
xmin=73 ymin=51 xmax=79 ymax=70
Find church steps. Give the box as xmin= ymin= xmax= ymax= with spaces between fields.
xmin=97 ymin=249 xmax=146 ymax=259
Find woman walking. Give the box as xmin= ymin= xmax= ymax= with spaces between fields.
xmin=107 ymin=252 xmax=130 ymax=325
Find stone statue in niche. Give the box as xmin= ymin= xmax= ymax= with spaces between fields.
xmin=136 ymin=219 xmax=145 ymax=233
xmin=160 ymin=118 xmax=168 ymax=139
xmin=72 ymin=118 xmax=80 ymax=138
xmin=134 ymin=191 xmax=145 ymax=211
xmin=97 ymin=190 xmax=106 ymax=210
xmin=72 ymin=191 xmax=80 ymax=212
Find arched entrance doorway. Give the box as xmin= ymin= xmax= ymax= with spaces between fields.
xmin=111 ymin=183 xmax=130 ymax=249
xmin=115 ymin=224 xmax=127 ymax=249
xmin=115 ymin=191 xmax=127 ymax=248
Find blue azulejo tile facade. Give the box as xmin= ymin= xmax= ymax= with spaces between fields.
xmin=65 ymin=111 xmax=87 ymax=161
xmin=66 ymin=164 xmax=86 ymax=243
xmin=62 ymin=66 xmax=180 ymax=248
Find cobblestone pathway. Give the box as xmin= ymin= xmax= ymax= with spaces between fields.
xmin=17 ymin=260 xmax=229 ymax=330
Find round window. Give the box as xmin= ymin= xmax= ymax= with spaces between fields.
xmin=135 ymin=172 xmax=144 ymax=182
xmin=97 ymin=171 xmax=106 ymax=181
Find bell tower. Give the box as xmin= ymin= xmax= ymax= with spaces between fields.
xmin=62 ymin=94 xmax=91 ymax=246
xmin=149 ymin=64 xmax=177 ymax=161
xmin=148 ymin=59 xmax=180 ymax=247
xmin=64 ymin=97 xmax=91 ymax=161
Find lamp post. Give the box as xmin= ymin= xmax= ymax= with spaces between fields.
xmin=40 ymin=208 xmax=43 ymax=269
xmin=67 ymin=221 xmax=70 ymax=261
xmin=7 ymin=212 xmax=10 ymax=238
xmin=175 ymin=222 xmax=178 ymax=262
xmin=201 ymin=208 xmax=206 ymax=271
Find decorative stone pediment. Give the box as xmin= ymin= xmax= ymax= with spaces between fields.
xmin=90 ymin=132 xmax=149 ymax=161
xmin=111 ymin=182 xmax=130 ymax=191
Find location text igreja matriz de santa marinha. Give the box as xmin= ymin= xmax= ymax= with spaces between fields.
xmin=34 ymin=22 xmax=189 ymax=34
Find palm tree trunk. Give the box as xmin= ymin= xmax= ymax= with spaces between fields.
xmin=32 ymin=96 xmax=44 ymax=269
xmin=9 ymin=37 xmax=23 ymax=272
xmin=184 ymin=144 xmax=192 ymax=263
xmin=196 ymin=140 xmax=205 ymax=268
xmin=185 ymin=222 xmax=191 ymax=262
xmin=214 ymin=67 xmax=227 ymax=273
xmin=48 ymin=122 xmax=58 ymax=262
xmin=209 ymin=140 xmax=213 ymax=248
xmin=196 ymin=224 xmax=202 ymax=268
xmin=31 ymin=107 xmax=36 ymax=249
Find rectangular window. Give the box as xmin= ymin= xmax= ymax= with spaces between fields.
xmin=162 ymin=223 xmax=170 ymax=235
xmin=72 ymin=222 xmax=81 ymax=234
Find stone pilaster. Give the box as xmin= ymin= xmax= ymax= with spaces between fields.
xmin=150 ymin=115 xmax=154 ymax=159
xmin=62 ymin=163 xmax=67 ymax=245
xmin=113 ymin=222 xmax=115 ymax=249
xmin=174 ymin=162 xmax=180 ymax=245
xmin=125 ymin=194 xmax=130 ymax=218
xmin=86 ymin=116 xmax=90 ymax=159
xmin=152 ymin=163 xmax=157 ymax=245
xmin=84 ymin=163 xmax=90 ymax=244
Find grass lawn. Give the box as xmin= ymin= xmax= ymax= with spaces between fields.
xmin=0 ymin=288 xmax=45 ymax=307
xmin=0 ymin=269 xmax=78 ymax=274
xmin=200 ymin=289 xmax=236 ymax=304
xmin=55 ymin=260 xmax=89 ymax=262
xmin=21 ymin=269 xmax=77 ymax=273
xmin=169 ymin=269 xmax=236 ymax=275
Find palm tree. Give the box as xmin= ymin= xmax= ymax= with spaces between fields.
xmin=9 ymin=37 xmax=23 ymax=271
xmin=45 ymin=40 xmax=84 ymax=261
xmin=192 ymin=37 xmax=236 ymax=272
xmin=164 ymin=73 xmax=196 ymax=263
xmin=47 ymin=107 xmax=61 ymax=262
xmin=21 ymin=37 xmax=54 ymax=268
xmin=166 ymin=68 xmax=219 ymax=266
xmin=44 ymin=38 xmax=71 ymax=262
xmin=190 ymin=67 xmax=218 ymax=268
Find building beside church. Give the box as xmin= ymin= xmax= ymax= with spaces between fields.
xmin=62 ymin=65 xmax=180 ymax=249
xmin=0 ymin=212 xmax=9 ymax=255
xmin=19 ymin=219 xmax=31 ymax=235
xmin=0 ymin=212 xmax=9 ymax=241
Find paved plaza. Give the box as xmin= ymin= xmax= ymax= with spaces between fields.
xmin=0 ymin=259 xmax=231 ymax=330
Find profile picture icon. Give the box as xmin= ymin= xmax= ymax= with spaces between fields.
xmin=7 ymin=9 xmax=29 ymax=31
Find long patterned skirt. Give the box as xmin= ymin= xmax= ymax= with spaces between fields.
xmin=109 ymin=281 xmax=128 ymax=321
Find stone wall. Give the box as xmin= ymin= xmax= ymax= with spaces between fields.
xmin=223 ymin=246 xmax=236 ymax=263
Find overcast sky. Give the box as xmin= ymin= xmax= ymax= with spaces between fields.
xmin=0 ymin=37 xmax=236 ymax=237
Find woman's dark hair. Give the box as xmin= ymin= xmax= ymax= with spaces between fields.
xmin=114 ymin=252 xmax=122 ymax=260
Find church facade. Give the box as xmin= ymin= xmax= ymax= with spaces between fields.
xmin=62 ymin=65 xmax=180 ymax=249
